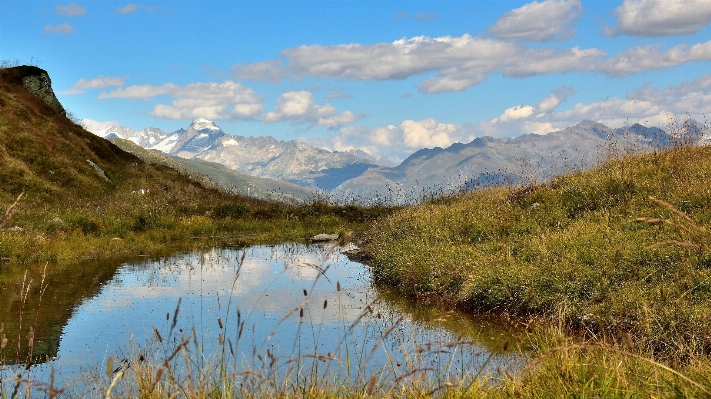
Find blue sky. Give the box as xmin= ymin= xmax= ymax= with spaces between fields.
xmin=2 ymin=0 xmax=711 ymax=161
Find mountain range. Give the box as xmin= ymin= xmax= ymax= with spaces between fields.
xmin=94 ymin=119 xmax=393 ymax=191
xmin=109 ymin=138 xmax=317 ymax=204
xmin=89 ymin=117 xmax=710 ymax=204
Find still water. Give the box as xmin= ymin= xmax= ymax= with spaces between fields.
xmin=1 ymin=243 xmax=524 ymax=396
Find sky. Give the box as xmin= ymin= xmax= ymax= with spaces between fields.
xmin=2 ymin=0 xmax=711 ymax=162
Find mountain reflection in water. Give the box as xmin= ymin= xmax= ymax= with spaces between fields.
xmin=0 ymin=243 xmax=525 ymax=395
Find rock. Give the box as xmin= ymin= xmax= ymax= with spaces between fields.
xmin=86 ymin=160 xmax=110 ymax=181
xmin=19 ymin=66 xmax=66 ymax=116
xmin=49 ymin=217 xmax=64 ymax=224
xmin=309 ymin=233 xmax=339 ymax=242
xmin=7 ymin=226 xmax=23 ymax=232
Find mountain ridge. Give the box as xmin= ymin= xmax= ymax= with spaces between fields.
xmin=93 ymin=119 xmax=389 ymax=190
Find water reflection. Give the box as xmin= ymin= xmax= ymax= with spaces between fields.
xmin=1 ymin=244 xmax=525 ymax=395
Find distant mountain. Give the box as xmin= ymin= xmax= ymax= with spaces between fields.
xmin=330 ymin=120 xmax=706 ymax=204
xmin=109 ymin=138 xmax=316 ymax=204
xmin=92 ymin=119 xmax=388 ymax=190
xmin=87 ymin=112 xmax=709 ymax=206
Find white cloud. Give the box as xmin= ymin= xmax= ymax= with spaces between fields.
xmin=331 ymin=76 xmax=711 ymax=160
xmin=496 ymin=105 xmax=536 ymax=122
xmin=486 ymin=76 xmax=711 ymax=136
xmin=490 ymin=0 xmax=582 ymax=42
xmin=81 ymin=119 xmax=119 ymax=135
xmin=264 ymin=91 xmax=362 ymax=129
xmin=610 ymin=0 xmax=711 ymax=37
xmin=63 ymin=76 xmax=124 ymax=94
xmin=231 ymin=60 xmax=290 ymax=83
xmin=327 ymin=76 xmax=711 ymax=162
xmin=331 ymin=119 xmax=476 ymax=160
xmin=492 ymin=85 xmax=575 ymax=124
xmin=43 ymin=23 xmax=74 ymax=34
xmin=401 ymin=119 xmax=462 ymax=148
xmin=536 ymin=85 xmax=577 ymax=113
xmin=503 ymin=47 xmax=605 ymax=77
xmin=56 ymin=3 xmax=86 ymax=16
xmin=284 ymin=35 xmax=520 ymax=84
xmin=233 ymin=33 xmax=711 ymax=93
xmin=599 ymin=40 xmax=711 ymax=76
xmin=99 ymin=80 xmax=264 ymax=120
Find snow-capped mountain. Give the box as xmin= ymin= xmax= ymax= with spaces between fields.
xmin=88 ymin=117 xmax=709 ymax=203
xmin=90 ymin=118 xmax=386 ymax=190
xmin=99 ymin=125 xmax=178 ymax=153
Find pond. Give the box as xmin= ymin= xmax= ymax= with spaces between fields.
xmin=0 ymin=243 xmax=525 ymax=397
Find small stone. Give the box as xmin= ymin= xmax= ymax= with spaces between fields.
xmin=309 ymin=233 xmax=339 ymax=242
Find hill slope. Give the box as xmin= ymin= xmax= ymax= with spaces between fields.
xmin=365 ymin=142 xmax=711 ymax=362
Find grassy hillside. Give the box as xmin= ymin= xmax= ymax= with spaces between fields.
xmin=363 ymin=143 xmax=711 ymax=396
xmin=0 ymin=66 xmax=387 ymax=265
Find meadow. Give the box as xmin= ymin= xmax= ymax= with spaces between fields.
xmin=3 ymin=64 xmax=711 ymax=397
xmin=364 ymin=140 xmax=711 ymax=397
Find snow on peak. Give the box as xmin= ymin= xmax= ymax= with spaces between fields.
xmin=190 ymin=118 xmax=221 ymax=130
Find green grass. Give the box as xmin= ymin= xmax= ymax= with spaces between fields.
xmin=0 ymin=65 xmax=392 ymax=266
xmin=362 ymin=144 xmax=711 ymax=396
xmin=4 ymin=64 xmax=711 ymax=396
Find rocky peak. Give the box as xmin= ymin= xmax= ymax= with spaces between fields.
xmin=11 ymin=66 xmax=66 ymax=116
xmin=189 ymin=118 xmax=222 ymax=132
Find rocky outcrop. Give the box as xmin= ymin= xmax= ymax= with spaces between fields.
xmin=13 ymin=66 xmax=66 ymax=116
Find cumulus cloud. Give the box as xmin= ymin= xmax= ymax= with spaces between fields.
xmin=231 ymin=60 xmax=290 ymax=83
xmin=503 ymin=47 xmax=605 ymax=77
xmin=233 ymin=33 xmax=711 ymax=93
xmin=536 ymin=85 xmax=577 ymax=113
xmin=609 ymin=0 xmax=711 ymax=37
xmin=264 ymin=91 xmax=362 ymax=129
xmin=486 ymin=76 xmax=711 ymax=136
xmin=43 ymin=23 xmax=74 ymax=34
xmin=332 ymin=119 xmax=476 ymax=160
xmin=63 ymin=75 xmax=124 ymax=94
xmin=598 ymin=40 xmax=711 ymax=76
xmin=99 ymin=80 xmax=264 ymax=120
xmin=330 ymin=75 xmax=711 ymax=159
xmin=490 ymin=0 xmax=582 ymax=41
xmin=81 ymin=118 xmax=119 ymax=135
xmin=496 ymin=105 xmax=536 ymax=122
xmin=491 ymin=85 xmax=575 ymax=125
xmin=56 ymin=3 xmax=86 ymax=16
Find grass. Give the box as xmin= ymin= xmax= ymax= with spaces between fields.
xmin=3 ymin=63 xmax=711 ymax=396
xmin=1 ymin=243 xmax=521 ymax=399
xmin=362 ymin=142 xmax=711 ymax=395
xmin=0 ymin=65 xmax=392 ymax=266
